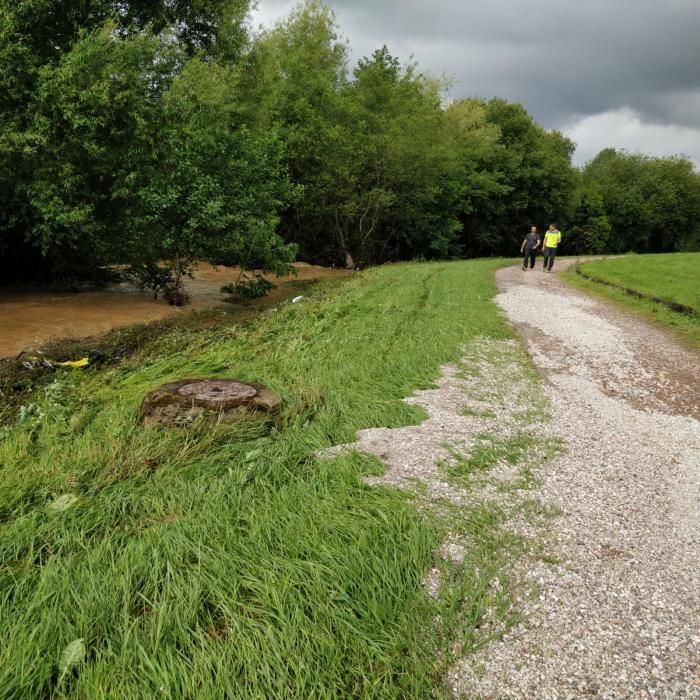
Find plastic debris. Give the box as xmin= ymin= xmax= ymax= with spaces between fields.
xmin=16 ymin=354 xmax=90 ymax=370
xmin=52 ymin=358 xmax=90 ymax=369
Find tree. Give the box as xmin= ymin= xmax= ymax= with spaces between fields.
xmin=565 ymin=179 xmax=612 ymax=254
xmin=24 ymin=27 xmax=178 ymax=283
xmin=0 ymin=0 xmax=253 ymax=285
xmin=127 ymin=58 xmax=297 ymax=301
xmin=252 ymin=3 xmax=466 ymax=266
xmin=246 ymin=0 xmax=351 ymax=265
xmin=444 ymin=99 xmax=510 ymax=257
xmin=21 ymin=23 xmax=295 ymax=297
xmin=455 ymin=98 xmax=577 ymax=257
xmin=584 ymin=149 xmax=700 ymax=253
xmin=6 ymin=0 xmax=695 ymax=291
xmin=346 ymin=48 xmax=463 ymax=263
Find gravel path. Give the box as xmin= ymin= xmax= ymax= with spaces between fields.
xmin=451 ymin=263 xmax=700 ymax=698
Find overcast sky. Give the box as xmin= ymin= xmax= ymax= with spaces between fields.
xmin=252 ymin=0 xmax=700 ymax=168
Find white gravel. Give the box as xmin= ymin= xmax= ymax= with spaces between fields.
xmin=319 ymin=339 xmax=539 ymax=508
xmin=449 ymin=263 xmax=700 ymax=699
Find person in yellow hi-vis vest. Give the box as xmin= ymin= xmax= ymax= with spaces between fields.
xmin=542 ymin=223 xmax=562 ymax=272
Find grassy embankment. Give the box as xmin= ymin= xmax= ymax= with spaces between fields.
xmin=0 ymin=276 xmax=319 ymax=423
xmin=562 ymin=253 xmax=700 ymax=349
xmin=1 ymin=260 xmax=547 ymax=698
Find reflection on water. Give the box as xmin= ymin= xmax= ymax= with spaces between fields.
xmin=0 ymin=263 xmax=347 ymax=358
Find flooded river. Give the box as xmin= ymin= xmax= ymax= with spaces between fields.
xmin=0 ymin=263 xmax=348 ymax=358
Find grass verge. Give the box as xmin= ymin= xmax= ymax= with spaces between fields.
xmin=0 ymin=279 xmax=318 ymax=425
xmin=561 ymin=254 xmax=700 ymax=350
xmin=431 ymin=338 xmax=564 ymax=687
xmin=0 ymin=259 xmax=548 ymax=698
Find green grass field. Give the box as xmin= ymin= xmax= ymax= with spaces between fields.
xmin=0 ymin=261 xmax=530 ymax=699
xmin=563 ymin=253 xmax=700 ymax=348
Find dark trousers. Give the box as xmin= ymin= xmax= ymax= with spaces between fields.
xmin=543 ymin=247 xmax=557 ymax=270
xmin=522 ymin=249 xmax=537 ymax=268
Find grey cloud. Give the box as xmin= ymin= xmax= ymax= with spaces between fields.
xmin=565 ymin=108 xmax=700 ymax=167
xmin=634 ymin=89 xmax=700 ymax=130
xmin=254 ymin=0 xmax=700 ymax=162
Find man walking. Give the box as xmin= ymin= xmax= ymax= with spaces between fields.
xmin=542 ymin=223 xmax=562 ymax=272
xmin=520 ymin=226 xmax=541 ymax=270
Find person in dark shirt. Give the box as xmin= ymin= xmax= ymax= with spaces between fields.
xmin=520 ymin=226 xmax=541 ymax=270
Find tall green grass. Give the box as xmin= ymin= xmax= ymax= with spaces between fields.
xmin=563 ymin=253 xmax=700 ymax=348
xmin=0 ymin=261 xmax=514 ymax=698
xmin=575 ymin=253 xmax=699 ymax=310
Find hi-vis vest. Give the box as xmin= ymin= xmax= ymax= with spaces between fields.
xmin=544 ymin=230 xmax=561 ymax=249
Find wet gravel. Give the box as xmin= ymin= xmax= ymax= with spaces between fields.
xmin=449 ymin=264 xmax=700 ymax=699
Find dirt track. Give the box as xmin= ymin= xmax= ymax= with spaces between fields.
xmin=452 ymin=262 xmax=700 ymax=698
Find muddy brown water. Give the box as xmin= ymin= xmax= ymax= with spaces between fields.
xmin=0 ymin=263 xmax=349 ymax=358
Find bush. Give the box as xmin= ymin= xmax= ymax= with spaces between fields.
xmin=221 ymin=275 xmax=276 ymax=302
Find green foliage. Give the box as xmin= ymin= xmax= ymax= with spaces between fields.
xmin=583 ymin=149 xmax=700 ymax=253
xmin=0 ymin=0 xmax=249 ymax=220
xmin=444 ymin=99 xmax=509 ymax=249
xmin=0 ymin=0 xmax=290 ymax=290
xmin=127 ymin=57 xmax=298 ymax=280
xmin=0 ymin=260 xmax=516 ymax=697
xmin=348 ymin=48 xmax=464 ymax=263
xmin=25 ymin=26 xmax=179 ymax=280
xmin=127 ymin=262 xmax=176 ymax=300
xmin=566 ymin=179 xmax=613 ymax=254
xmin=221 ymin=275 xmax=277 ymax=302
xmin=248 ymin=1 xmax=352 ymax=264
xmin=2 ymin=0 xmax=698 ymax=288
xmin=456 ymin=98 xmax=577 ymax=257
xmin=256 ymin=2 xmax=569 ymax=266
xmin=248 ymin=4 xmax=467 ymax=266
xmin=563 ymin=254 xmax=700 ymax=348
xmin=58 ymin=638 xmax=86 ymax=685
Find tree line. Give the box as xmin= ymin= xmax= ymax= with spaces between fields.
xmin=1 ymin=0 xmax=698 ymax=295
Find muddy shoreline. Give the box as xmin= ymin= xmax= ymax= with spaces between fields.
xmin=0 ymin=263 xmax=348 ymax=359
xmin=0 ymin=263 xmax=349 ymax=423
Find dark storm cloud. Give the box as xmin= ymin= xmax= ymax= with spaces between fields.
xmin=254 ymin=0 xmax=700 ymax=165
